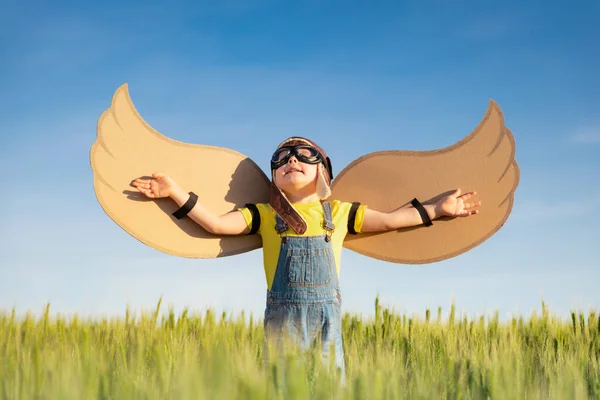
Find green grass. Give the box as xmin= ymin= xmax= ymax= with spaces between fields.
xmin=1 ymin=297 xmax=599 ymax=399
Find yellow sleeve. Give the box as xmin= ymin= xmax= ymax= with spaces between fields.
xmin=353 ymin=204 xmax=368 ymax=233
xmin=237 ymin=207 xmax=254 ymax=230
xmin=237 ymin=203 xmax=269 ymax=235
xmin=333 ymin=200 xmax=368 ymax=234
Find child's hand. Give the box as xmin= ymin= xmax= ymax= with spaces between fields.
xmin=435 ymin=189 xmax=480 ymax=218
xmin=132 ymin=172 xmax=177 ymax=199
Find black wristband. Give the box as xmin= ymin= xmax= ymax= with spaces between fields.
xmin=411 ymin=198 xmax=433 ymax=227
xmin=172 ymin=192 xmax=198 ymax=219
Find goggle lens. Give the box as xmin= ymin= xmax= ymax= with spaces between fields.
xmin=271 ymin=146 xmax=321 ymax=165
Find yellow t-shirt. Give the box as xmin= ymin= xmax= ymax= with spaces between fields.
xmin=238 ymin=200 xmax=366 ymax=291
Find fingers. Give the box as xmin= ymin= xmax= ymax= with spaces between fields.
xmin=458 ymin=191 xmax=476 ymax=200
xmin=131 ymin=177 xmax=153 ymax=189
xmin=132 ymin=177 xmax=149 ymax=186
xmin=134 ymin=186 xmax=155 ymax=198
xmin=132 ymin=182 xmax=152 ymax=191
xmin=457 ymin=209 xmax=479 ymax=217
xmin=463 ymin=200 xmax=482 ymax=209
xmin=131 ymin=175 xmax=164 ymax=199
xmin=448 ymin=189 xmax=481 ymax=218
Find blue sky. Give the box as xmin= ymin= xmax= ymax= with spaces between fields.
xmin=1 ymin=1 xmax=598 ymax=323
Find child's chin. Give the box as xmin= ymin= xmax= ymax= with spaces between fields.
xmin=280 ymin=174 xmax=306 ymax=183
xmin=278 ymin=180 xmax=311 ymax=191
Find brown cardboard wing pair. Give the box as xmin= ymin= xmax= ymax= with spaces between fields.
xmin=90 ymin=84 xmax=520 ymax=264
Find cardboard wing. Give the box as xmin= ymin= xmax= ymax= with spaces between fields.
xmin=91 ymin=84 xmax=519 ymax=263
xmin=90 ymin=83 xmax=270 ymax=258
xmin=331 ymin=100 xmax=520 ymax=263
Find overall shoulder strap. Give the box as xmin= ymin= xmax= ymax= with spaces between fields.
xmin=269 ymin=182 xmax=307 ymax=234
xmin=274 ymin=212 xmax=288 ymax=234
xmin=321 ymin=201 xmax=335 ymax=232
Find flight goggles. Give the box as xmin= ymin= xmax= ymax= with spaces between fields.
xmin=270 ymin=145 xmax=325 ymax=169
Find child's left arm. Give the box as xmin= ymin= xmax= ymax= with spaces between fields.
xmin=361 ymin=189 xmax=480 ymax=233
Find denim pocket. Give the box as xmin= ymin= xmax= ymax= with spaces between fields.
xmin=285 ymin=247 xmax=333 ymax=288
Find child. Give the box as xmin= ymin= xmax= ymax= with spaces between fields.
xmin=131 ymin=136 xmax=480 ymax=382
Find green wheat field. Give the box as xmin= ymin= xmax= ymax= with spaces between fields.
xmin=1 ymin=297 xmax=599 ymax=399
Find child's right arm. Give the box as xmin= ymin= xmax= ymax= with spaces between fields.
xmin=132 ymin=172 xmax=250 ymax=236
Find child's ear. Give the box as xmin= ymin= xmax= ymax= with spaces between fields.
xmin=317 ymin=164 xmax=331 ymax=200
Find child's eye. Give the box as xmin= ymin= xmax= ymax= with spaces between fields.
xmin=298 ymin=148 xmax=313 ymax=157
xmin=273 ymin=149 xmax=291 ymax=161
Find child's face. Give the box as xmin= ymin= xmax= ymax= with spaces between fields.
xmin=273 ymin=155 xmax=319 ymax=194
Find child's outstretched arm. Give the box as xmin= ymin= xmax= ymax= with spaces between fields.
xmin=131 ymin=172 xmax=250 ymax=235
xmin=361 ymin=188 xmax=481 ymax=233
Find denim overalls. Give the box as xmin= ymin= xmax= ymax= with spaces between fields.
xmin=263 ymin=201 xmax=346 ymax=379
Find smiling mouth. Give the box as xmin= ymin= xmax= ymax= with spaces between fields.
xmin=284 ymin=169 xmax=303 ymax=175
